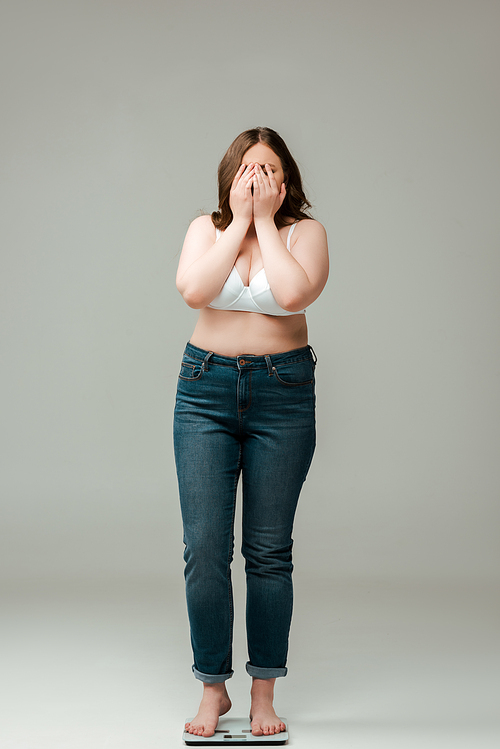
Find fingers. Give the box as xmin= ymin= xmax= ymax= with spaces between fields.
xmin=252 ymin=165 xmax=260 ymax=196
xmin=253 ymin=164 xmax=269 ymax=200
xmin=240 ymin=164 xmax=256 ymax=194
xmin=230 ymin=164 xmax=256 ymax=211
xmin=265 ymin=163 xmax=277 ymax=188
xmin=254 ymin=163 xmax=267 ymax=186
xmin=231 ymin=163 xmax=246 ymax=190
xmin=232 ymin=163 xmax=255 ymax=190
xmin=244 ymin=164 xmax=256 ymax=197
xmin=229 ymin=163 xmax=258 ymax=220
xmin=253 ymin=164 xmax=283 ymax=202
xmin=254 ymin=164 xmax=278 ymax=192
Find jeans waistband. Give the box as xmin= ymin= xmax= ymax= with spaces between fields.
xmin=183 ymin=342 xmax=317 ymax=371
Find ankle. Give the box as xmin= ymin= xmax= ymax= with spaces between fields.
xmin=203 ymin=682 xmax=228 ymax=698
xmin=251 ymin=677 xmax=276 ymax=700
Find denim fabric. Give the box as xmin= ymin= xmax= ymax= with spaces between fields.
xmin=173 ymin=342 xmax=316 ymax=683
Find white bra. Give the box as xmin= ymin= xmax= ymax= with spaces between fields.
xmin=207 ymin=222 xmax=306 ymax=316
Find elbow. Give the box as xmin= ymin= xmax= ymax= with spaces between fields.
xmin=176 ymin=281 xmax=207 ymax=309
xmin=279 ymin=279 xmax=326 ymax=312
xmin=278 ymin=292 xmax=307 ymax=313
xmin=181 ymin=290 xmax=207 ymax=309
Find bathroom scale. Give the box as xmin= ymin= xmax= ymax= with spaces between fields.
xmin=183 ymin=717 xmax=288 ymax=746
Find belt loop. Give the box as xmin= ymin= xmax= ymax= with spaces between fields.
xmin=202 ymin=351 xmax=214 ymax=371
xmin=264 ymin=354 xmax=274 ymax=376
xmin=308 ymin=345 xmax=318 ymax=366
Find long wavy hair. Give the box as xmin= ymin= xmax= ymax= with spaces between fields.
xmin=211 ymin=127 xmax=313 ymax=231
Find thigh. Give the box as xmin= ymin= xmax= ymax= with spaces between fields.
xmin=241 ymin=371 xmax=316 ymax=540
xmin=174 ymin=421 xmax=241 ymax=539
xmin=173 ymin=356 xmax=241 ymax=541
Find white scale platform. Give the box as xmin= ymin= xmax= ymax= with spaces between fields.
xmin=183 ymin=717 xmax=288 ymax=746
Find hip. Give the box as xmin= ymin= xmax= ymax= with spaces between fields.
xmin=174 ymin=341 xmax=317 ymax=427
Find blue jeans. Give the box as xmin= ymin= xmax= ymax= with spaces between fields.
xmin=173 ymin=342 xmax=316 ymax=683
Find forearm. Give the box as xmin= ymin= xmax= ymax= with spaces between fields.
xmin=254 ymin=218 xmax=313 ymax=311
xmin=176 ymin=218 xmax=250 ymax=308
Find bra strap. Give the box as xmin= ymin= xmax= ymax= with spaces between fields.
xmin=286 ymin=222 xmax=298 ymax=251
xmin=215 ymin=228 xmax=221 ymax=240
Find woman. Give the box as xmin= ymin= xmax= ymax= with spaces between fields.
xmin=174 ymin=127 xmax=328 ymax=738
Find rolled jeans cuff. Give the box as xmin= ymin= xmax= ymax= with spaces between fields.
xmin=192 ymin=666 xmax=234 ymax=683
xmin=245 ymin=661 xmax=288 ymax=679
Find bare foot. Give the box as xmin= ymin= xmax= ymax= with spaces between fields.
xmin=185 ymin=682 xmax=232 ymax=737
xmin=249 ymin=677 xmax=286 ymax=737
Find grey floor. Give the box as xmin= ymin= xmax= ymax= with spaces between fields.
xmin=1 ymin=576 xmax=498 ymax=749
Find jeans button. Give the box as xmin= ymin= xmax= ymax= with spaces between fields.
xmin=239 ymin=359 xmax=246 ymax=365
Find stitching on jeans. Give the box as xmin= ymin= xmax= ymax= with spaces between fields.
xmin=178 ymin=362 xmax=203 ymax=381
xmin=273 ymin=372 xmax=314 ymax=387
xmin=272 ymin=360 xmax=315 ymax=387
xmin=239 ymin=371 xmax=252 ymax=413
xmin=184 ymin=353 xmax=313 ymax=368
xmin=225 ymin=443 xmax=241 ymax=674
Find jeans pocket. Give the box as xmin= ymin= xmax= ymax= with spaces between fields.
xmin=272 ymin=358 xmax=315 ymax=386
xmin=178 ymin=359 xmax=204 ymax=381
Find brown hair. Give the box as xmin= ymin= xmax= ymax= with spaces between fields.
xmin=211 ymin=127 xmax=313 ymax=231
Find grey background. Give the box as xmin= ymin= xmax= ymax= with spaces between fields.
xmin=1 ymin=1 xmax=499 ymax=747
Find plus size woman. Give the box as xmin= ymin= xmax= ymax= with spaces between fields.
xmin=174 ymin=127 xmax=328 ymax=738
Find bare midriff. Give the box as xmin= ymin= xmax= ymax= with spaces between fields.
xmin=189 ymin=306 xmax=308 ymax=357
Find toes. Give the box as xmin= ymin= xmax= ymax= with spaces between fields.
xmin=251 ymin=720 xmax=285 ymax=736
xmin=250 ymin=717 xmax=285 ymax=736
xmin=186 ymin=724 xmax=215 ymax=737
xmin=251 ymin=723 xmax=263 ymax=736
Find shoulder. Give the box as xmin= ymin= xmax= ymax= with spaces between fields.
xmin=179 ymin=215 xmax=216 ymax=266
xmin=290 ymin=218 xmax=328 ymax=252
xmin=186 ymin=213 xmax=216 ymax=239
xmin=294 ymin=218 xmax=327 ymax=238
